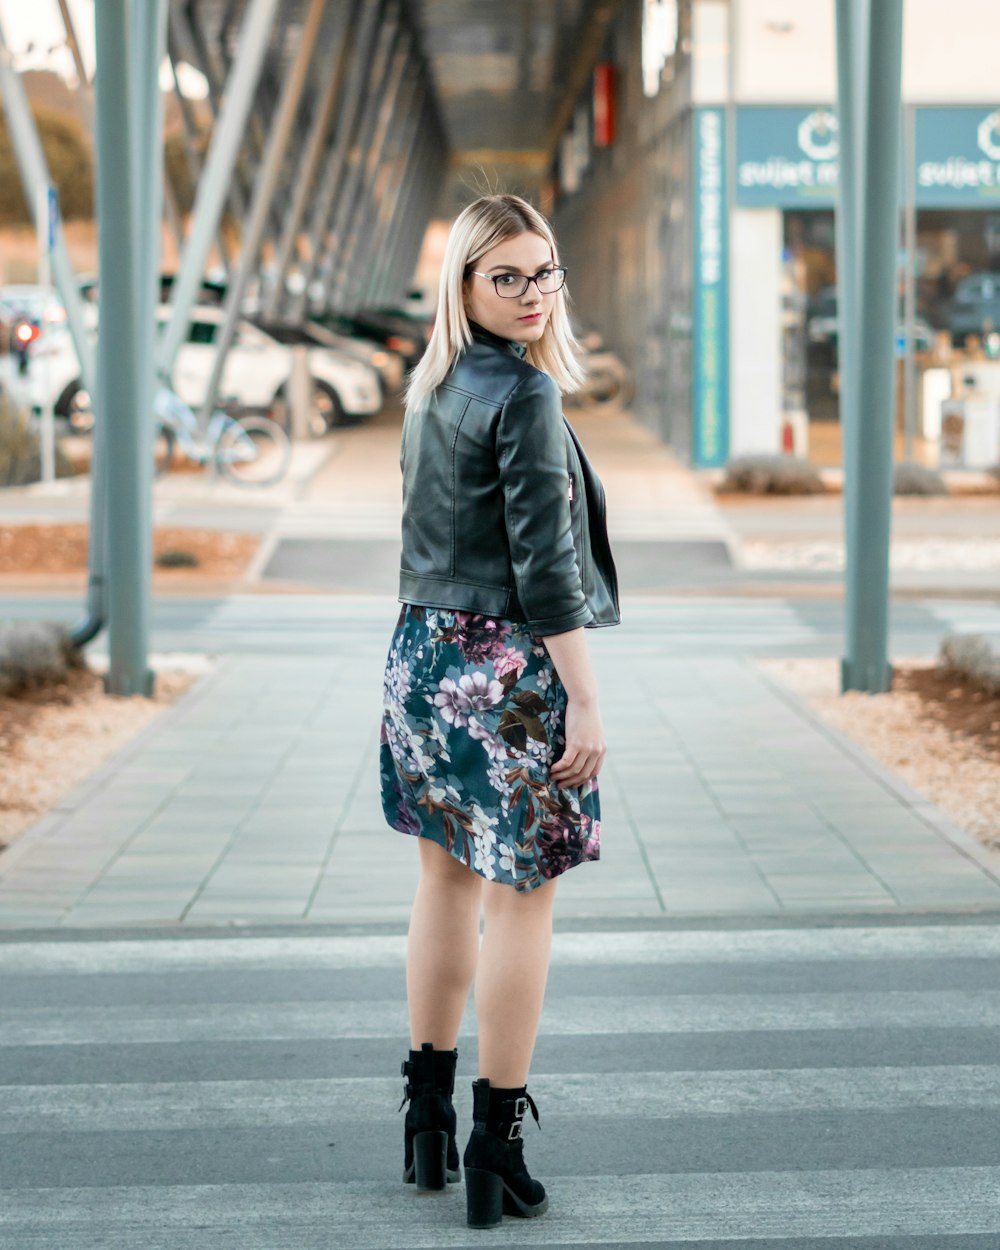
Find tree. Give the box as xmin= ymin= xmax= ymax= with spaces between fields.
xmin=0 ymin=106 xmax=94 ymax=225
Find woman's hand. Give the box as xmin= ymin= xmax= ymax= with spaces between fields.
xmin=550 ymin=696 xmax=606 ymax=789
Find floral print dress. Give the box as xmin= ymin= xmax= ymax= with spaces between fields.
xmin=380 ymin=605 xmax=601 ymax=891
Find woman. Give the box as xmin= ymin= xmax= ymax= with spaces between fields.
xmin=380 ymin=193 xmax=619 ymax=1229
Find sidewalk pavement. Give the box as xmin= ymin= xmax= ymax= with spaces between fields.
xmin=1 ymin=612 xmax=999 ymax=929
xmin=2 ymin=402 xmax=1000 ymax=928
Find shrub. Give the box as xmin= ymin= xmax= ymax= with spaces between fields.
xmin=939 ymin=634 xmax=1000 ymax=696
xmin=893 ymin=461 xmax=947 ymax=496
xmin=156 ymin=549 xmax=199 ymax=568
xmin=0 ymin=391 xmax=75 ymax=486
xmin=0 ymin=620 xmax=83 ymax=696
xmin=0 ymin=106 xmax=93 ymax=225
xmin=720 ymin=454 xmax=826 ymax=496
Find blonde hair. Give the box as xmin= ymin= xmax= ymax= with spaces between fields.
xmin=405 ymin=194 xmax=585 ymax=413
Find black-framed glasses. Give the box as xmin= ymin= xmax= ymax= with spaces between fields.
xmin=469 ymin=266 xmax=568 ymax=298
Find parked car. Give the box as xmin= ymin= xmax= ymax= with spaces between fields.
xmin=314 ymin=308 xmax=430 ymax=371
xmin=165 ymin=306 xmax=382 ymax=435
xmin=254 ymin=318 xmax=404 ymax=400
xmin=0 ymin=284 xmax=67 ymax=328
xmin=946 ymin=272 xmax=1000 ymax=346
xmin=0 ymin=284 xmax=84 ymax=419
xmin=9 ymin=298 xmax=382 ymax=437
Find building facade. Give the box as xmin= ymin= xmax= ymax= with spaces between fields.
xmin=552 ymin=0 xmax=1000 ymax=468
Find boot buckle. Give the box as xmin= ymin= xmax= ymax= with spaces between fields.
xmin=507 ymin=1096 xmax=529 ymax=1141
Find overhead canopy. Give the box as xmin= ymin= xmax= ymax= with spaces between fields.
xmin=170 ymin=0 xmax=622 ymax=221
xmin=412 ymin=0 xmax=621 ymax=212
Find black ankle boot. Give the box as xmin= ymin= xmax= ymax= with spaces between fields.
xmin=399 ymin=1043 xmax=460 ymax=1190
xmin=463 ymin=1078 xmax=548 ymax=1228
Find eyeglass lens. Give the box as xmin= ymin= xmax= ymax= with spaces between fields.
xmin=492 ymin=269 xmax=566 ymax=298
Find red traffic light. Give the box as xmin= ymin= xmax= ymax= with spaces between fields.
xmin=14 ymin=321 xmax=39 ymax=345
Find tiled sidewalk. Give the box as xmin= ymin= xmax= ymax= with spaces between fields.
xmin=2 ymin=625 xmax=999 ymax=928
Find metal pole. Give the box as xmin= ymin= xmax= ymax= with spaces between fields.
xmin=328 ymin=39 xmax=411 ymax=308
xmin=179 ymin=0 xmax=288 ymax=251
xmin=169 ymin=0 xmax=249 ymax=222
xmin=162 ymin=156 xmax=187 ymax=262
xmin=375 ymin=123 xmax=434 ymax=307
xmin=371 ymin=118 xmax=429 ymax=306
xmin=57 ymin=0 xmax=90 ymax=86
xmin=402 ymin=160 xmax=443 ymax=294
xmin=839 ymin=0 xmax=903 ymax=694
xmin=133 ymin=0 xmax=167 ymax=361
xmin=380 ymin=105 xmax=445 ymax=302
xmin=198 ymin=0 xmax=326 ymax=423
xmin=401 ymin=133 xmax=446 ymax=289
xmin=354 ymin=82 xmax=424 ymax=306
xmin=902 ymin=102 xmax=918 ymax=462
xmin=337 ymin=56 xmax=421 ymax=309
xmin=0 ymin=20 xmax=94 ymax=392
xmin=287 ymin=0 xmax=387 ymax=321
xmin=54 ymin=1 xmax=105 ymax=646
xmin=263 ymin=0 xmax=358 ymax=321
xmin=316 ymin=15 xmax=402 ymax=310
xmin=835 ymin=0 xmax=866 ymax=638
xmin=95 ymin=0 xmax=152 ymax=695
xmin=166 ymin=32 xmax=232 ymax=275
xmin=159 ymin=0 xmax=279 ymax=381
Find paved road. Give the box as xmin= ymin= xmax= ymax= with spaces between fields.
xmin=3 ymin=917 xmax=1000 ymax=1248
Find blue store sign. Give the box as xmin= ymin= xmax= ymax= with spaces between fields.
xmin=692 ymin=107 xmax=729 ymax=468
xmin=736 ymin=107 xmax=839 ymax=207
xmin=735 ymin=105 xmax=1000 ymax=209
xmin=916 ymin=107 xmax=1000 ymax=205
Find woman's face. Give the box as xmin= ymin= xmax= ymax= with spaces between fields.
xmin=463 ymin=231 xmax=558 ymax=345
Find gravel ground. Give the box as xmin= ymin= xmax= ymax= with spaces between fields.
xmin=0 ymin=665 xmax=197 ymax=851
xmin=761 ymin=657 xmax=1000 ymax=852
xmin=741 ymin=539 xmax=1000 ymax=571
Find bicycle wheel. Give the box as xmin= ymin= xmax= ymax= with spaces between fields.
xmin=153 ymin=424 xmax=176 ymax=477
xmin=585 ymin=366 xmax=623 ymax=406
xmin=214 ymin=414 xmax=291 ymax=486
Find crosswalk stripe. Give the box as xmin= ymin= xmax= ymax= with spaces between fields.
xmin=3 ymin=920 xmax=998 ymax=1247
xmin=2 ymin=1169 xmax=1000 ymax=1246
xmin=3 ymin=924 xmax=999 ymax=974
xmin=4 ymin=989 xmax=1000 ymax=1047
xmin=3 ymin=1065 xmax=999 ymax=1133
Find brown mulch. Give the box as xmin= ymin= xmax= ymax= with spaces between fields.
xmin=0 ymin=524 xmax=259 ymax=578
xmin=0 ymin=666 xmax=196 ymax=850
xmin=898 ymin=665 xmax=1000 ymax=755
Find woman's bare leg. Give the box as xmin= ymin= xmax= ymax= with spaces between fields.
xmin=406 ymin=839 xmax=482 ymax=1048
xmin=475 ymin=878 xmax=557 ymax=1086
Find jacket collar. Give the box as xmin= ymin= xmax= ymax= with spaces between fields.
xmin=467 ymin=320 xmax=527 ymax=360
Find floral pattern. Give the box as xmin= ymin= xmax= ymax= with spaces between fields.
xmin=380 ymin=606 xmax=601 ymax=891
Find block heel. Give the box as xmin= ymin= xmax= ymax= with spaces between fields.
xmin=413 ymin=1129 xmax=448 ymax=1192
xmin=463 ymin=1080 xmax=548 ymax=1227
xmin=465 ymin=1167 xmax=504 ymax=1228
xmin=399 ymin=1044 xmax=460 ymax=1187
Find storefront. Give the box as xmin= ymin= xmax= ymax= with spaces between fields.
xmin=691 ymin=101 xmax=1000 ymax=467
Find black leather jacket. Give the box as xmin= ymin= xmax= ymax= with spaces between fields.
xmin=398 ymin=323 xmax=620 ymax=636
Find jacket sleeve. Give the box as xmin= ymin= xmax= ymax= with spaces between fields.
xmin=496 ymin=370 xmax=594 ymax=636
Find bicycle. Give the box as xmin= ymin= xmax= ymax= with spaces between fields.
xmin=153 ymin=387 xmax=292 ymax=487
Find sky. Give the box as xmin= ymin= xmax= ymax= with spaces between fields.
xmin=0 ymin=0 xmax=208 ymax=97
xmin=0 ymin=0 xmax=96 ymax=83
